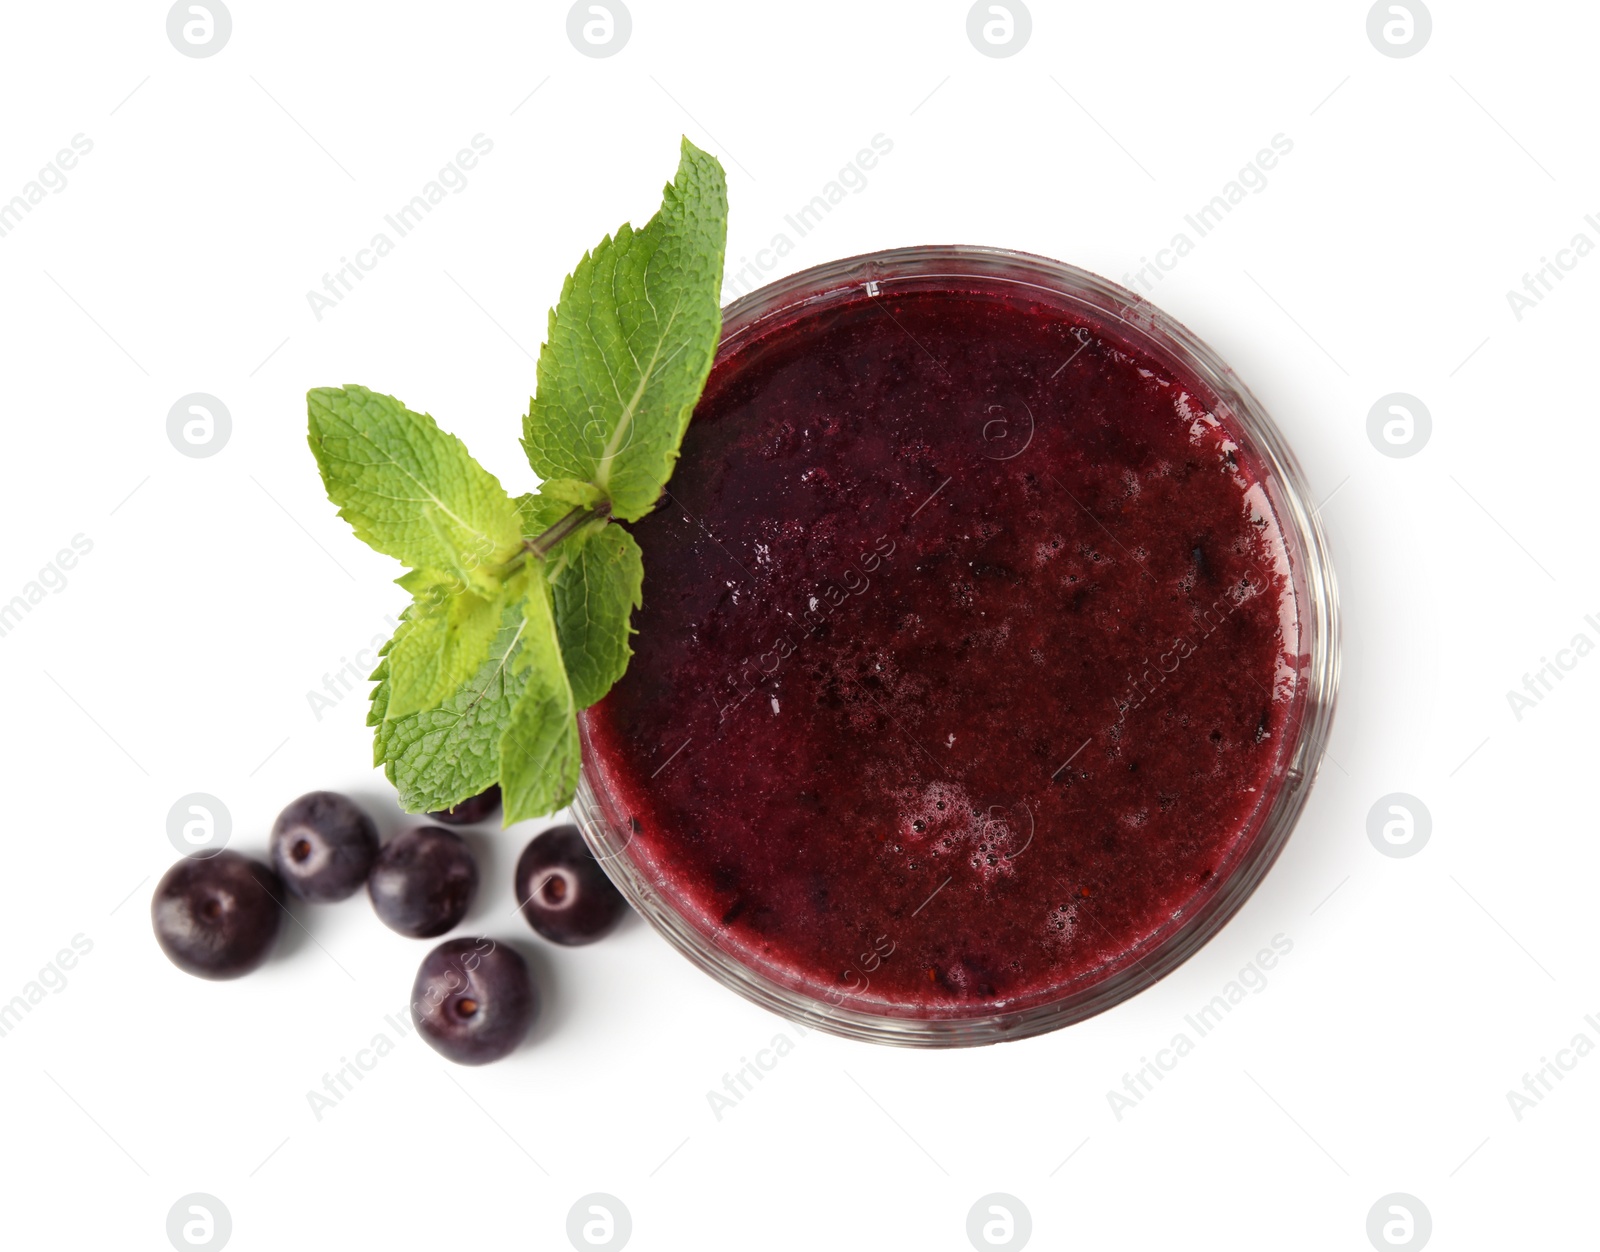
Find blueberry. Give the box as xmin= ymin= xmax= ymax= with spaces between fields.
xmin=368 ymin=826 xmax=478 ymax=938
xmin=410 ymin=937 xmax=535 ymax=1065
xmin=151 ymin=852 xmax=284 ymax=980
xmin=270 ymin=791 xmax=378 ymax=902
xmin=428 ymin=784 xmax=501 ymax=826
xmin=515 ymin=825 xmax=627 ymax=946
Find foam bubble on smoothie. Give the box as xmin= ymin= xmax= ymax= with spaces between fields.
xmin=1043 ymin=900 xmax=1080 ymax=946
xmin=893 ymin=780 xmax=973 ymax=845
xmin=1033 ymin=535 xmax=1065 ymax=566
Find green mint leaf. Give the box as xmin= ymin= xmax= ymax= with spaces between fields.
xmin=308 ymin=385 xmax=522 ymax=594
xmin=499 ymin=568 xmax=580 ymax=823
xmin=537 ymin=478 xmax=606 ymax=511
xmin=551 ymin=523 xmax=644 ymax=708
xmin=395 ymin=568 xmax=456 ymax=597
xmin=371 ymin=598 xmax=533 ymax=813
xmin=514 ymin=491 xmax=571 ymax=538
xmin=383 ymin=584 xmax=506 ymax=721
xmin=522 ymin=138 xmax=728 ymax=522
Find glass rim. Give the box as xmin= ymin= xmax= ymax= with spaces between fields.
xmin=573 ymin=244 xmax=1342 ymax=1047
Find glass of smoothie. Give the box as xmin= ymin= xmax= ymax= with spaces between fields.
xmin=572 ymin=246 xmax=1339 ymax=1046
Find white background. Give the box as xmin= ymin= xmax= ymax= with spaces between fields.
xmin=0 ymin=2 xmax=1594 ymax=1248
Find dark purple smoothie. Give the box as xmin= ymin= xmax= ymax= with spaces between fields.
xmin=581 ymin=275 xmax=1301 ymax=1014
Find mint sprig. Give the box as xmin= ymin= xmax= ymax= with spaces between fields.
xmin=308 ymin=138 xmax=728 ymax=824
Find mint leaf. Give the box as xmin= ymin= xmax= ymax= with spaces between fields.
xmin=552 ymin=524 xmax=643 ymax=708
xmin=371 ymin=598 xmax=533 ymax=813
xmin=309 ymin=385 xmax=522 ymax=594
xmin=499 ymin=568 xmax=580 ymax=823
xmin=396 ymin=568 xmax=457 ymax=598
xmin=514 ymin=491 xmax=571 ymax=537
xmin=383 ymin=585 xmax=505 ymax=721
xmin=538 ymin=478 xmax=606 ymax=510
xmin=522 ymin=138 xmax=728 ymax=522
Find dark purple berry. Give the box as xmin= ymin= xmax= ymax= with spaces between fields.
xmin=428 ymin=784 xmax=501 ymax=826
xmin=411 ymin=937 xmax=535 ymax=1065
xmin=270 ymin=791 xmax=378 ymax=902
xmin=151 ymin=852 xmax=284 ymax=980
xmin=515 ymin=825 xmax=627 ymax=946
xmin=368 ymin=826 xmax=478 ymax=938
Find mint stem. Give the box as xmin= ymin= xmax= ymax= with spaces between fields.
xmin=525 ymin=501 xmax=610 ymax=558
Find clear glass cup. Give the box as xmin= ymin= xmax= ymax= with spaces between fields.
xmin=572 ymin=246 xmax=1340 ymax=1047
